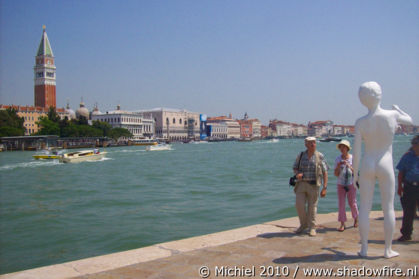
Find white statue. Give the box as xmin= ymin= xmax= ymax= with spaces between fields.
xmin=353 ymin=81 xmax=413 ymax=258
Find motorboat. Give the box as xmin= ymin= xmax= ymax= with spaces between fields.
xmin=131 ymin=139 xmax=159 ymax=146
xmin=319 ymin=137 xmax=342 ymax=142
xmin=190 ymin=140 xmax=208 ymax=144
xmin=146 ymin=144 xmax=172 ymax=151
xmin=33 ymin=148 xmax=63 ymax=160
xmin=59 ymin=149 xmax=107 ymax=163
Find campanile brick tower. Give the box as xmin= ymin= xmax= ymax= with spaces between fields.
xmin=34 ymin=25 xmax=56 ymax=108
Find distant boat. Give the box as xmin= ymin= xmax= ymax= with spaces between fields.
xmin=131 ymin=139 xmax=159 ymax=146
xmin=319 ymin=137 xmax=342 ymax=142
xmin=146 ymin=144 xmax=172 ymax=151
xmin=190 ymin=140 xmax=208 ymax=144
xmin=59 ymin=149 xmax=107 ymax=163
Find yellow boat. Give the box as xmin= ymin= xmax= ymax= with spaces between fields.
xmin=33 ymin=148 xmax=62 ymax=160
xmin=33 ymin=154 xmax=61 ymax=160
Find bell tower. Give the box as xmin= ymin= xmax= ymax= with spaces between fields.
xmin=34 ymin=25 xmax=56 ymax=108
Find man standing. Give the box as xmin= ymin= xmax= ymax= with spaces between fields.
xmin=396 ymin=135 xmax=419 ymax=242
xmin=293 ymin=137 xmax=328 ymax=236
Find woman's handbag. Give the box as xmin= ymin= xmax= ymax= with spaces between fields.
xmin=289 ymin=152 xmax=303 ymax=187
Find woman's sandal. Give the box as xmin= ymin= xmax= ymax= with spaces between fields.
xmin=338 ymin=226 xmax=345 ymax=232
xmin=353 ymin=219 xmax=358 ymax=228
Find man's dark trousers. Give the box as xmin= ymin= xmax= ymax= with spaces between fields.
xmin=400 ymin=181 xmax=419 ymax=237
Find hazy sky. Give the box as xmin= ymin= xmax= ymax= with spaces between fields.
xmin=1 ymin=0 xmax=418 ymax=125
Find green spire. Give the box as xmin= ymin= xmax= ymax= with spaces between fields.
xmin=36 ymin=25 xmax=54 ymax=57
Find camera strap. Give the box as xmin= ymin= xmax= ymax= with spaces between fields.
xmin=297 ymin=151 xmax=303 ymax=172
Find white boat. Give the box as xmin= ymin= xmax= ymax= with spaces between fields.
xmin=130 ymin=139 xmax=159 ymax=146
xmin=146 ymin=144 xmax=172 ymax=151
xmin=59 ymin=149 xmax=107 ymax=163
xmin=191 ymin=140 xmax=208 ymax=144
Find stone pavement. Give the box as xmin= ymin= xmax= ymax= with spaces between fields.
xmin=2 ymin=211 xmax=418 ymax=279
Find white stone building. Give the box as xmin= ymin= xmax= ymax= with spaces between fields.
xmin=207 ymin=116 xmax=241 ymax=140
xmin=140 ymin=108 xmax=200 ymax=141
xmin=91 ymin=106 xmax=155 ymax=140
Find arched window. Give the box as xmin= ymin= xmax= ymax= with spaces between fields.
xmin=173 ymin=118 xmax=176 ymax=124
xmin=179 ymin=118 xmax=182 ymax=124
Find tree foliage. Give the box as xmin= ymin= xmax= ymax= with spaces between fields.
xmin=109 ymin=127 xmax=133 ymax=140
xmin=35 ymin=111 xmax=132 ymax=140
xmin=47 ymin=106 xmax=60 ymax=123
xmin=36 ymin=116 xmax=60 ymax=135
xmin=0 ymin=108 xmax=25 ymax=137
xmin=92 ymin=120 xmax=112 ymax=137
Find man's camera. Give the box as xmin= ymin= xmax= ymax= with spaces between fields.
xmin=289 ymin=175 xmax=297 ymax=186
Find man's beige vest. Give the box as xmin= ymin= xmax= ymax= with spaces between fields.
xmin=314 ymin=151 xmax=324 ymax=187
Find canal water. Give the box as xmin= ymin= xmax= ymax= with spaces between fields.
xmin=0 ymin=136 xmax=413 ymax=274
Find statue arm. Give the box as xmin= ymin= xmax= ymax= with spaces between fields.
xmin=353 ymin=120 xmax=362 ymax=184
xmin=392 ymin=105 xmax=413 ymax=125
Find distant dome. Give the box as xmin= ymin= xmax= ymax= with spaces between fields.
xmin=76 ymin=102 xmax=90 ymax=119
xmin=65 ymin=102 xmax=76 ymax=120
xmin=91 ymin=105 xmax=102 ymax=116
xmin=66 ymin=108 xmax=76 ymax=120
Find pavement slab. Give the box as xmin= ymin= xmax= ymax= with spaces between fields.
xmin=2 ymin=211 xmax=418 ymax=279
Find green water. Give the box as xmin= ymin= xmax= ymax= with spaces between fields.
xmin=0 ymin=137 xmax=412 ymax=274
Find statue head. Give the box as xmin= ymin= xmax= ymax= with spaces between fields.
xmin=359 ymin=81 xmax=382 ymax=110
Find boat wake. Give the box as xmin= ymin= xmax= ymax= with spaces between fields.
xmin=255 ymin=139 xmax=279 ymax=144
xmin=116 ymin=149 xmax=146 ymax=153
xmin=0 ymin=160 xmax=61 ymax=171
xmin=86 ymin=157 xmax=113 ymax=163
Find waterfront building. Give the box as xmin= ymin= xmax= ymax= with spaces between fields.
xmin=293 ymin=124 xmax=308 ymax=137
xmin=261 ymin=125 xmax=269 ymax=139
xmin=208 ymin=122 xmax=228 ymax=140
xmin=251 ymin=119 xmax=261 ymax=139
xmin=269 ymin=120 xmax=308 ymax=138
xmin=331 ymin=125 xmax=353 ymax=136
xmin=277 ymin=122 xmax=293 ymax=137
xmin=207 ymin=115 xmax=240 ymax=140
xmin=308 ymin=120 xmax=333 ymax=137
xmin=140 ymin=108 xmax=200 ymax=142
xmin=237 ymin=113 xmax=261 ymax=139
xmin=34 ymin=26 xmax=56 ymax=108
xmin=91 ymin=105 xmax=155 ymax=140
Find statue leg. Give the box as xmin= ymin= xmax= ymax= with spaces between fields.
xmin=377 ymin=162 xmax=399 ymax=258
xmin=358 ymin=173 xmax=375 ymax=257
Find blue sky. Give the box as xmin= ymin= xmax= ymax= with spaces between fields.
xmin=1 ymin=0 xmax=418 ymax=125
